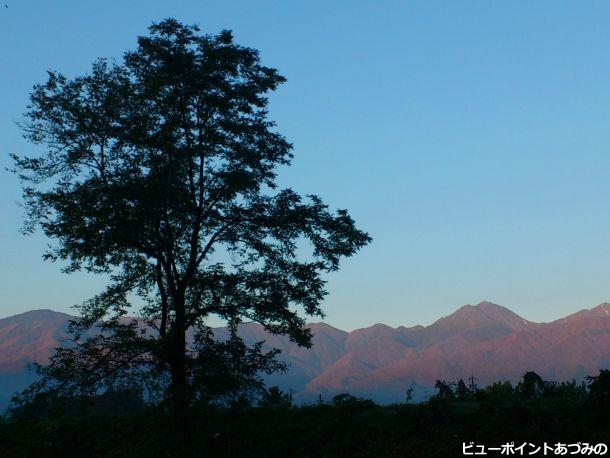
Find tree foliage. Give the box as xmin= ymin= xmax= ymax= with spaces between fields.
xmin=10 ymin=18 xmax=371 ymax=420
xmin=586 ymin=369 xmax=610 ymax=406
xmin=516 ymin=371 xmax=546 ymax=399
xmin=259 ymin=385 xmax=292 ymax=408
xmin=432 ymin=380 xmax=455 ymax=400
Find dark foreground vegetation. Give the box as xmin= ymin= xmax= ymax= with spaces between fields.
xmin=2 ymin=370 xmax=609 ymax=458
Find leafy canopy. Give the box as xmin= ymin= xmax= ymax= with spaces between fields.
xmin=11 ymin=18 xmax=371 ymax=406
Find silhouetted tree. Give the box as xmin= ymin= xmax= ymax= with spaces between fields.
xmin=331 ymin=393 xmax=375 ymax=407
xmin=517 ymin=371 xmax=545 ymax=399
xmin=259 ymin=386 xmax=292 ymax=408
xmin=586 ymin=369 xmax=610 ymax=405
xmin=433 ymin=380 xmax=455 ymax=400
xmin=455 ymin=379 xmax=470 ymax=401
xmin=10 ymin=18 xmax=371 ymax=430
xmin=405 ymin=383 xmax=415 ymax=402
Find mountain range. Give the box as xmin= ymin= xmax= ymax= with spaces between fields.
xmin=1 ymin=301 xmax=610 ymax=407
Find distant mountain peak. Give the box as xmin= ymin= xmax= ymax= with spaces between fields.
xmin=307 ymin=322 xmax=342 ymax=331
xmin=370 ymin=323 xmax=395 ymax=331
xmin=454 ymin=304 xmax=477 ymax=313
xmin=418 ymin=301 xmax=533 ymax=348
xmin=592 ymin=303 xmax=610 ymax=315
xmin=449 ymin=301 xmax=511 ymax=315
xmin=0 ymin=308 xmax=73 ymax=325
xmin=475 ymin=300 xmax=503 ymax=309
xmin=439 ymin=301 xmax=519 ymax=322
xmin=564 ymin=302 xmax=610 ymax=321
xmin=9 ymin=309 xmax=63 ymax=317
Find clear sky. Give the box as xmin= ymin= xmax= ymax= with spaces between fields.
xmin=1 ymin=1 xmax=609 ymax=330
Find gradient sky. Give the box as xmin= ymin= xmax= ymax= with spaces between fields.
xmin=1 ymin=1 xmax=609 ymax=330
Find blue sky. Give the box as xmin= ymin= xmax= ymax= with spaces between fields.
xmin=1 ymin=1 xmax=609 ymax=330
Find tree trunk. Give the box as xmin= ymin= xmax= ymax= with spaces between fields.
xmin=170 ymin=293 xmax=189 ymax=437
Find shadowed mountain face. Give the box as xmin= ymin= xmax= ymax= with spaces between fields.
xmin=1 ymin=301 xmax=610 ymax=406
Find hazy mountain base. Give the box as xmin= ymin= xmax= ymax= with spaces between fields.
xmin=0 ymin=372 xmax=37 ymax=411
xmin=1 ymin=397 xmax=609 ymax=457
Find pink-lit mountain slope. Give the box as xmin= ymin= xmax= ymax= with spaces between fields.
xmin=1 ymin=301 xmax=609 ymax=405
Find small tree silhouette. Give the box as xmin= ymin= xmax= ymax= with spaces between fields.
xmin=517 ymin=371 xmax=545 ymax=399
xmin=405 ymin=383 xmax=415 ymax=402
xmin=259 ymin=386 xmax=292 ymax=408
xmin=433 ymin=380 xmax=455 ymax=400
xmin=455 ymin=379 xmax=470 ymax=401
xmin=586 ymin=369 xmax=610 ymax=405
